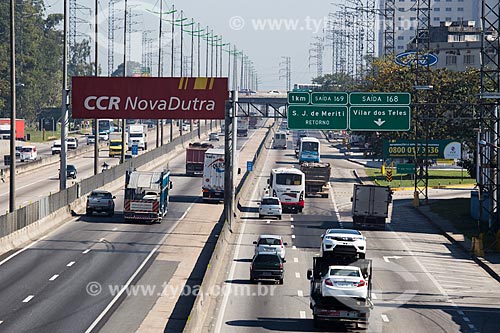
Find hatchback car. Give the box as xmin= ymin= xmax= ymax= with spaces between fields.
xmin=250 ymin=252 xmax=285 ymax=284
xmin=320 ymin=265 xmax=368 ymax=300
xmin=87 ymin=135 xmax=96 ymax=145
xmin=253 ymin=234 xmax=287 ymax=259
xmin=258 ymin=196 xmax=282 ymax=220
xmin=320 ymin=229 xmax=366 ymax=259
xmin=209 ymin=132 xmax=219 ymax=141
xmin=59 ymin=164 xmax=77 ymax=179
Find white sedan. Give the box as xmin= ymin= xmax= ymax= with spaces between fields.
xmin=320 ymin=229 xmax=366 ymax=259
xmin=253 ymin=235 xmax=287 ymax=259
xmin=320 ymin=265 xmax=368 ymax=300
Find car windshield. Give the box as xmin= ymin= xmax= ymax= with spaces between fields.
xmin=67 ymin=165 xmax=76 ymax=171
xmin=91 ymin=192 xmax=112 ymax=198
xmin=254 ymin=254 xmax=280 ymax=263
xmin=110 ymin=142 xmax=121 ymax=147
xmin=258 ymin=238 xmax=281 ymax=246
xmin=21 ymin=147 xmax=33 ymax=152
xmin=261 ymin=198 xmax=280 ymax=206
xmin=130 ymin=133 xmax=142 ymax=137
xmin=330 ymin=268 xmax=360 ymax=277
xmin=327 ymin=229 xmax=361 ymax=235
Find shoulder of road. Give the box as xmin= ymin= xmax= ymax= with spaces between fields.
xmin=345 ymin=148 xmax=500 ymax=284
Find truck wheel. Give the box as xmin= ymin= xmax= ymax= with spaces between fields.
xmin=359 ymin=253 xmax=366 ymax=259
xmin=259 ymin=214 xmax=263 ymax=219
xmin=86 ymin=210 xmax=92 ymax=216
xmin=108 ymin=211 xmax=114 ymax=217
xmin=278 ymin=215 xmax=282 ymax=220
xmin=313 ymin=316 xmax=323 ymax=328
xmin=278 ymin=278 xmax=284 ymax=285
xmin=144 ymin=143 xmax=148 ymax=150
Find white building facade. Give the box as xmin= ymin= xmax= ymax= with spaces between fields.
xmin=379 ymin=0 xmax=481 ymax=54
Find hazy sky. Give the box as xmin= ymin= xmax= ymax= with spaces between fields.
xmin=43 ymin=0 xmax=345 ymax=90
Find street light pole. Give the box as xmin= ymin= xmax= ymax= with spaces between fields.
xmin=60 ymin=0 xmax=69 ymax=191
xmin=9 ymin=0 xmax=16 ymax=212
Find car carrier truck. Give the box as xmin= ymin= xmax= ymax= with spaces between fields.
xmin=186 ymin=142 xmax=213 ymax=176
xmin=307 ymin=254 xmax=373 ymax=329
xmin=300 ymin=162 xmax=331 ymax=198
xmin=124 ymin=169 xmax=172 ymax=223
xmin=351 ymin=184 xmax=392 ymax=230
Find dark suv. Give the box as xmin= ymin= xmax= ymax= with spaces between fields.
xmin=250 ymin=252 xmax=285 ymax=284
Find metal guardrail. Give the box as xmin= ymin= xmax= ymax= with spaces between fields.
xmin=0 ymin=125 xmax=211 ymax=239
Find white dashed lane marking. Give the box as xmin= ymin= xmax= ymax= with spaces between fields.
xmin=82 ymin=249 xmax=91 ymax=254
xmin=297 ymin=290 xmax=303 ymax=297
xmin=294 ymin=257 xmax=299 ymax=263
xmin=381 ymin=314 xmax=389 ymax=322
xmin=49 ymin=274 xmax=59 ymax=281
xmin=112 ymin=227 xmax=118 ymax=231
xmin=291 ymin=225 xmax=294 ymax=229
xmin=292 ymin=235 xmax=296 ymax=239
xmin=66 ymin=261 xmax=75 ymax=267
xmin=299 ymin=311 xmax=306 ymax=319
xmin=22 ymin=295 xmax=34 ymax=303
xmin=292 ymin=246 xmax=297 ymax=250
xmin=295 ymin=272 xmax=300 ymax=278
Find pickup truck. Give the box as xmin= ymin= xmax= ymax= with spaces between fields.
xmin=86 ymin=190 xmax=115 ymax=216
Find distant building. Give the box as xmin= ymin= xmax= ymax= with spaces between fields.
xmin=378 ymin=0 xmax=480 ymax=55
xmin=406 ymin=21 xmax=485 ymax=71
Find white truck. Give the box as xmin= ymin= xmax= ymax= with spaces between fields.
xmin=127 ymin=124 xmax=147 ymax=151
xmin=202 ymin=148 xmax=225 ymax=202
xmin=351 ymin=184 xmax=392 ymax=230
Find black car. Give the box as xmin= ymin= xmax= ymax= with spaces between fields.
xmin=59 ymin=164 xmax=77 ymax=179
xmin=250 ymin=252 xmax=285 ymax=284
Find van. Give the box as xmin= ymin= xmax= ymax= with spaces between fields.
xmin=20 ymin=145 xmax=37 ymax=162
xmin=273 ymin=131 xmax=287 ymax=149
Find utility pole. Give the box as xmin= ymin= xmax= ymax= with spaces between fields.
xmin=9 ymin=0 xmax=16 ymax=212
xmin=309 ymin=37 xmax=323 ymax=78
xmin=93 ymin=0 xmax=100 ymax=176
xmin=279 ymin=56 xmax=291 ymax=91
xmin=60 ymin=0 xmax=69 ymax=190
xmin=412 ymin=0 xmax=432 ymax=205
xmin=479 ymin=0 xmax=500 ymax=233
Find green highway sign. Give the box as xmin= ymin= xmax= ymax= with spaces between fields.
xmin=396 ymin=163 xmax=415 ymax=174
xmin=349 ymin=106 xmax=411 ymax=131
xmin=311 ymin=92 xmax=348 ymax=105
xmin=350 ymin=92 xmax=411 ymax=106
xmin=287 ymin=105 xmax=348 ymax=130
xmin=288 ymin=92 xmax=310 ymax=104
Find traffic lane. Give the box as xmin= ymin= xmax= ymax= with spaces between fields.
xmin=365 ymin=199 xmax=500 ymax=333
xmin=0 ymin=150 xmax=201 ymax=329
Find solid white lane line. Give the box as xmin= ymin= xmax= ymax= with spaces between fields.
xmin=82 ymin=249 xmax=91 ymax=254
xmin=49 ymin=274 xmax=59 ymax=281
xmin=83 ymin=245 xmax=159 ymax=333
xmin=292 ymin=245 xmax=297 ymax=250
xmin=295 ymin=272 xmax=300 ymax=278
xmin=329 ymin=186 xmax=342 ymax=223
xmin=22 ymin=295 xmax=34 ymax=303
xmin=66 ymin=261 xmax=75 ymax=267
xmin=372 ymin=293 xmax=378 ymax=299
xmin=291 ymin=224 xmax=294 ymax=229
xmin=297 ymin=290 xmax=303 ymax=297
xmin=294 ymin=257 xmax=299 ymax=263
xmin=0 ymin=236 xmax=47 ymax=267
xmin=381 ymin=314 xmax=389 ymax=322
xmin=292 ymin=235 xmax=296 ymax=239
xmin=299 ymin=311 xmax=306 ymax=319
xmin=463 ymin=317 xmax=470 ymax=322
xmin=85 ymin=195 xmax=197 ymax=333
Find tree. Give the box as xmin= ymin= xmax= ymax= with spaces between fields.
xmin=111 ymin=61 xmax=143 ymax=77
xmin=0 ymin=1 xmax=64 ymax=124
xmin=312 ymin=73 xmax=356 ymax=91
xmin=69 ymin=39 xmax=95 ymax=77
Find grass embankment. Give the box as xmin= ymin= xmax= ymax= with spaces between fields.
xmin=365 ymin=168 xmax=476 ymax=187
xmin=429 ymin=198 xmax=497 ymax=251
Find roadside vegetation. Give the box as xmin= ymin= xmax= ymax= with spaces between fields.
xmin=364 ymin=168 xmax=476 ymax=188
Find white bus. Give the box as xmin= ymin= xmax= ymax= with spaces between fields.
xmin=269 ymin=168 xmax=305 ymax=213
xmin=299 ymin=137 xmax=320 ymax=163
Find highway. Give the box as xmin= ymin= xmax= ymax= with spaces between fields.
xmin=0 ymin=122 xmax=254 ymax=332
xmin=0 ymin=123 xmax=217 ymax=213
xmin=210 ymin=133 xmax=500 ymax=333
